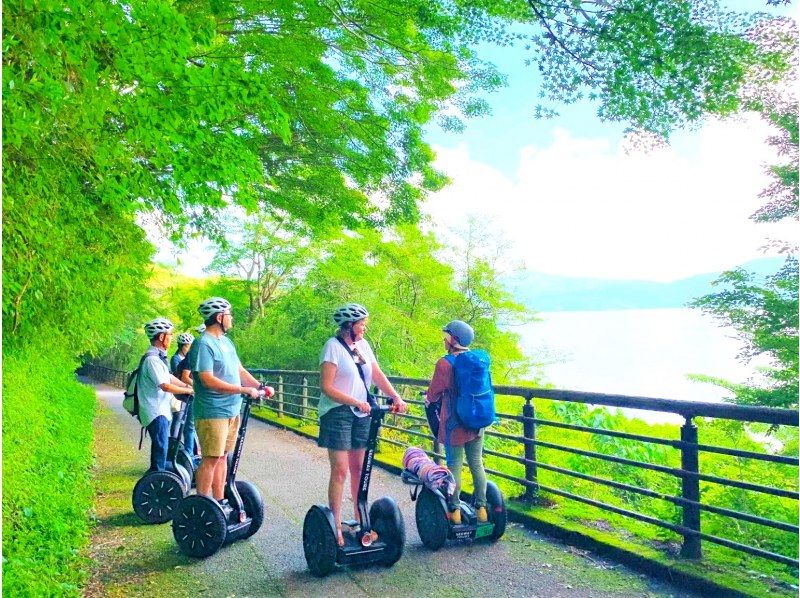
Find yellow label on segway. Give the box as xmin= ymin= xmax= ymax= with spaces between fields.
xmin=475 ymin=523 xmax=493 ymax=539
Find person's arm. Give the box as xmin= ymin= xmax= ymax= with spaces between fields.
xmin=371 ymin=362 xmax=407 ymax=413
xmin=238 ymin=365 xmax=262 ymax=389
xmin=146 ymin=358 xmax=192 ymax=396
xmin=320 ymin=361 xmax=371 ymax=413
xmin=180 ymin=368 xmax=192 ymax=385
xmin=197 ymin=371 xmax=258 ymax=398
xmin=425 ymin=358 xmax=451 ymax=405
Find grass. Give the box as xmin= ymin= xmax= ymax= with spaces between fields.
xmin=85 ymin=399 xmax=209 ymax=597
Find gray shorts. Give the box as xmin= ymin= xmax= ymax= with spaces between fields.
xmin=318 ymin=405 xmax=370 ymax=450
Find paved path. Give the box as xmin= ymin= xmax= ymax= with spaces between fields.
xmin=95 ymin=383 xmax=695 ymax=597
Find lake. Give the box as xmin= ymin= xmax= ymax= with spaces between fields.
xmin=515 ymin=308 xmax=763 ymax=423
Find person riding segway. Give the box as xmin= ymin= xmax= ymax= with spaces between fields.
xmin=404 ymin=320 xmax=506 ymax=549
xmin=302 ymin=303 xmax=409 ymax=576
xmin=130 ymin=317 xmax=195 ymax=524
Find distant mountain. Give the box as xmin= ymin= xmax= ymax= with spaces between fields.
xmin=505 ymin=257 xmax=786 ymax=312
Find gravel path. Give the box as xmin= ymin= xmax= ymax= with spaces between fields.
xmin=95 ymin=383 xmax=695 ymax=598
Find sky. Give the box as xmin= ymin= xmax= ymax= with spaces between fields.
xmin=156 ymin=1 xmax=797 ymax=283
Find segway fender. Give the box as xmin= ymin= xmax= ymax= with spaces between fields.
xmin=311 ymin=504 xmax=337 ymax=531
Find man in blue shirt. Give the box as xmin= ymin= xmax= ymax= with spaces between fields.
xmin=190 ymin=297 xmax=262 ymax=500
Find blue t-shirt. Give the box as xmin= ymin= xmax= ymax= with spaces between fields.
xmin=190 ymin=333 xmax=242 ymax=419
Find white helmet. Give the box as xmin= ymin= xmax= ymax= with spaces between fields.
xmin=198 ymin=297 xmax=231 ymax=320
xmin=144 ymin=317 xmax=174 ymax=339
xmin=177 ymin=332 xmax=194 ymax=345
xmin=196 ymin=324 xmax=206 ymax=333
xmin=333 ymin=303 xmax=369 ymax=326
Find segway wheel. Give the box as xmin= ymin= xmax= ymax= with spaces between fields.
xmin=132 ymin=471 xmax=185 ymax=524
xmin=226 ymin=479 xmax=264 ymax=539
xmin=415 ymin=487 xmax=448 ymax=550
xmin=370 ymin=496 xmax=405 ymax=567
xmin=303 ymin=506 xmax=337 ymax=577
xmin=172 ymin=495 xmax=227 ymax=558
xmin=486 ymin=481 xmax=507 ymax=541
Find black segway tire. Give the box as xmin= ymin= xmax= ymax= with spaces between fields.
xmin=370 ymin=496 xmax=405 ymax=567
xmin=415 ymin=487 xmax=448 ymax=550
xmin=226 ymin=479 xmax=264 ymax=539
xmin=486 ymin=481 xmax=507 ymax=541
xmin=172 ymin=495 xmax=227 ymax=558
xmin=132 ymin=470 xmax=185 ymax=524
xmin=303 ymin=506 xmax=337 ymax=577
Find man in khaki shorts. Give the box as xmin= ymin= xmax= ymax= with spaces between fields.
xmin=189 ymin=297 xmax=262 ymax=500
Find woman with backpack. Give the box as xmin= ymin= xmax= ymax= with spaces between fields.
xmin=424 ymin=320 xmax=488 ymax=525
xmin=318 ymin=303 xmax=408 ymax=547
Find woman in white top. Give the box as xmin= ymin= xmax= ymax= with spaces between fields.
xmin=318 ymin=303 xmax=408 ymax=546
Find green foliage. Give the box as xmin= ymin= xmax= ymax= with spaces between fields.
xmin=689 ymin=258 xmax=798 ymax=409
xmin=2 ymin=348 xmax=96 ymax=596
xmin=525 ymin=0 xmax=781 ymax=136
xmin=235 ymin=225 xmax=536 ymax=381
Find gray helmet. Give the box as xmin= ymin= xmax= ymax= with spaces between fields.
xmin=198 ymin=297 xmax=231 ymax=319
xmin=177 ymin=332 xmax=194 ymax=345
xmin=333 ymin=303 xmax=369 ymax=326
xmin=144 ymin=317 xmax=174 ymax=339
xmin=443 ymin=320 xmax=474 ymax=347
xmin=196 ymin=324 xmax=206 ymax=333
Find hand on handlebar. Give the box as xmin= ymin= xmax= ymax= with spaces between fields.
xmin=354 ymin=400 xmax=372 ymax=414
xmin=242 ymin=386 xmax=260 ymax=399
xmin=391 ymin=397 xmax=408 ymax=414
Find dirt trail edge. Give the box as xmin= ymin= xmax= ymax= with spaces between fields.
xmin=87 ymin=381 xmax=694 ymax=598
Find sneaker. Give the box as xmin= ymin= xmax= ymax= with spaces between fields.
xmin=476 ymin=506 xmax=488 ymax=523
xmin=450 ymin=508 xmax=461 ymax=525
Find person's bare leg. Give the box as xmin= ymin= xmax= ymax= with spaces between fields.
xmin=212 ymin=454 xmax=227 ymax=500
xmin=328 ymin=450 xmax=348 ymax=546
xmin=195 ymin=456 xmax=218 ymax=497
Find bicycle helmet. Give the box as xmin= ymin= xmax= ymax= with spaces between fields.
xmin=198 ymin=297 xmax=232 ymax=319
xmin=144 ymin=317 xmax=174 ymax=339
xmin=196 ymin=324 xmax=206 ymax=333
xmin=443 ymin=320 xmax=474 ymax=347
xmin=177 ymin=332 xmax=194 ymax=345
xmin=333 ymin=303 xmax=369 ymax=326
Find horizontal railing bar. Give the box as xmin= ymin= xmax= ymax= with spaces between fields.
xmin=505 ymin=416 xmax=797 ymax=466
xmin=382 ymin=423 xmax=435 ymax=442
xmin=481 ymin=448 xmax=799 ymax=534
xmin=487 ymin=470 xmax=799 ymax=567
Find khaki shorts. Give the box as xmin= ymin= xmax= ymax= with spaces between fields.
xmin=196 ymin=415 xmax=240 ymax=457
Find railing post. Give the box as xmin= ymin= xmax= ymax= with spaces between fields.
xmin=680 ymin=416 xmax=702 ymax=559
xmin=301 ymin=377 xmax=308 ymax=418
xmin=522 ymin=393 xmax=538 ymax=501
xmin=277 ymin=375 xmax=284 ymax=418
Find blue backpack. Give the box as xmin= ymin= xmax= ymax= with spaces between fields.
xmin=444 ymin=349 xmax=495 ymax=430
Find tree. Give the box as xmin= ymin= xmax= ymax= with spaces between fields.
xmin=690 ymin=16 xmax=797 ymax=409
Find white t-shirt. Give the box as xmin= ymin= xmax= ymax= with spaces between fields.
xmin=137 ymin=351 xmax=173 ymax=427
xmin=318 ymin=337 xmax=377 ymax=419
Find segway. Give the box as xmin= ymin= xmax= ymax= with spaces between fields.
xmin=402 ymin=469 xmax=506 ymax=550
xmin=303 ymin=400 xmax=406 ymax=577
xmin=171 ymin=387 xmax=272 ymax=558
xmin=131 ymin=398 xmax=195 ymax=524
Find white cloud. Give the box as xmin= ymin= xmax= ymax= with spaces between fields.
xmin=424 ymin=113 xmax=796 ymax=281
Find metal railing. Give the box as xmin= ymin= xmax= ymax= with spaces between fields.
xmin=82 ymin=362 xmax=799 ymax=567
xmin=78 ymin=363 xmax=127 ymax=388
xmin=250 ymin=369 xmax=799 ymax=568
